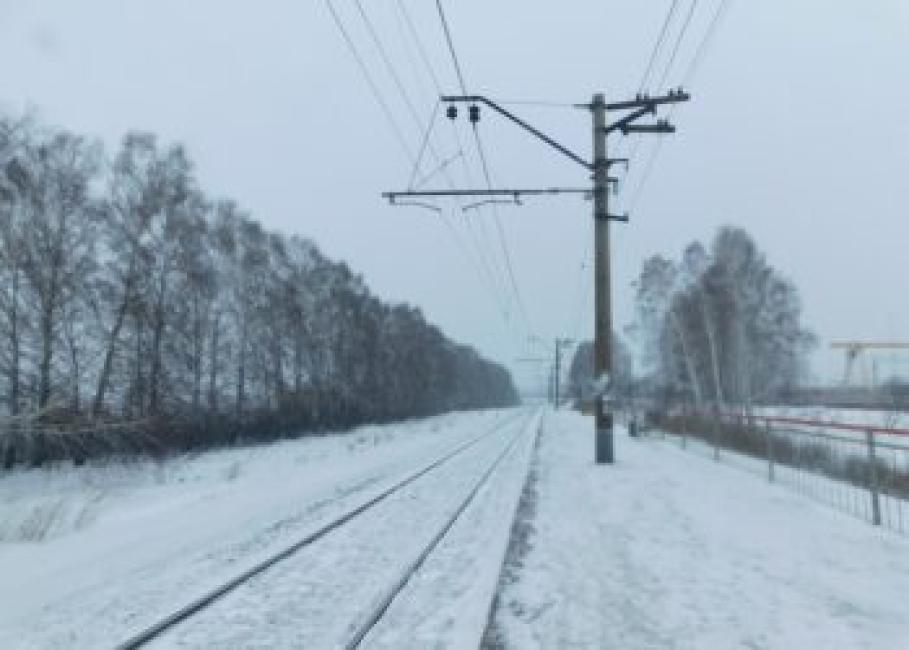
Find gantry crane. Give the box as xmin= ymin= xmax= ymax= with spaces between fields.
xmin=830 ymin=341 xmax=909 ymax=386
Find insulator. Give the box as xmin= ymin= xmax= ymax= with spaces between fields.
xmin=468 ymin=104 xmax=480 ymax=123
xmin=446 ymin=105 xmax=458 ymax=120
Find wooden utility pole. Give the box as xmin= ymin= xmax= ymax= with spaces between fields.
xmin=592 ymin=94 xmax=614 ymax=462
xmin=383 ymin=91 xmax=689 ymax=463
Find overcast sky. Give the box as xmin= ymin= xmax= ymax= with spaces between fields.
xmin=2 ymin=1 xmax=908 ymax=392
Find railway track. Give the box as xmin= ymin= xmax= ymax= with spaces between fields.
xmin=115 ymin=407 xmax=539 ymax=649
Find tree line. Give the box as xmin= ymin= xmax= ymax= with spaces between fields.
xmin=631 ymin=226 xmax=815 ymax=410
xmin=0 ymin=114 xmax=518 ymax=466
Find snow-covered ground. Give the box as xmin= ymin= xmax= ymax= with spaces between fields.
xmin=0 ymin=408 xmax=523 ymax=649
xmin=491 ymin=410 xmax=909 ymax=649
xmin=150 ymin=409 xmax=539 ymax=649
xmin=755 ymin=405 xmax=908 ymax=431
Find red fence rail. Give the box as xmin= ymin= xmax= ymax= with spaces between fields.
xmin=744 ymin=414 xmax=909 ymax=438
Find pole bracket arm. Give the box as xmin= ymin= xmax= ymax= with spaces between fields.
xmin=442 ymin=95 xmax=593 ymax=171
xmin=603 ymin=105 xmax=655 ymax=135
xmin=622 ymin=121 xmax=676 ymax=134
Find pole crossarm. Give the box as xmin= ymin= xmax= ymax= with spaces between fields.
xmin=382 ymin=187 xmax=615 ymax=204
xmin=442 ymin=95 xmax=593 ymax=171
xmin=599 ymin=89 xmax=690 ymax=111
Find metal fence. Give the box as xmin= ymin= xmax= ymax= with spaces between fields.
xmin=656 ymin=410 xmax=909 ymax=535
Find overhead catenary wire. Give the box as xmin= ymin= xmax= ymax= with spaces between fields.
xmin=638 ymin=0 xmax=683 ymax=94
xmin=325 ymin=0 xmax=415 ymax=162
xmin=434 ymin=0 xmax=537 ymax=341
xmin=614 ymin=0 xmax=683 ymax=169
xmin=346 ymin=0 xmax=522 ymax=335
xmin=408 ymin=100 xmax=441 ymax=189
xmin=624 ymin=0 xmax=734 ymax=210
xmin=394 ymin=0 xmax=526 ymax=335
xmin=393 ymin=0 xmax=518 ymax=319
xmin=430 ymin=0 xmax=526 ymax=328
xmin=617 ymin=0 xmax=697 ymax=168
xmin=394 ymin=5 xmax=521 ymax=331
xmin=655 ymin=0 xmax=701 ymax=92
xmin=435 ymin=0 xmax=468 ymax=98
xmin=327 ymin=1 xmax=505 ymax=328
xmin=682 ymin=0 xmax=734 ymax=86
xmin=325 ymin=0 xmax=512 ymax=316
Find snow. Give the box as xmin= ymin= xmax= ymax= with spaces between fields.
xmin=492 ymin=410 xmax=909 ymax=650
xmin=0 ymin=408 xmax=518 ymax=649
xmin=755 ymin=406 xmax=908 ymax=431
xmin=7 ymin=405 xmax=908 ymax=649
xmin=143 ymin=408 xmax=538 ymax=648
xmin=360 ymin=410 xmax=542 ymax=649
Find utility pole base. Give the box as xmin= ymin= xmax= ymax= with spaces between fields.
xmin=596 ymin=409 xmax=614 ymax=464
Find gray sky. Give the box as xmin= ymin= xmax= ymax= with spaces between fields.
xmin=2 ymin=1 xmax=908 ymax=392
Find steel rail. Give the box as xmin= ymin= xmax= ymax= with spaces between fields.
xmin=115 ymin=409 xmax=528 ymax=649
xmin=345 ymin=409 xmax=541 ymax=648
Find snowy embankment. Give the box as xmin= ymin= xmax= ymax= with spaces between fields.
xmin=0 ymin=408 xmax=517 ymax=649
xmin=150 ymin=409 xmax=540 ymax=649
xmin=491 ymin=410 xmax=909 ymax=649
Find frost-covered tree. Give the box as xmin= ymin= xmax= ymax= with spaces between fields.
xmin=632 ymin=227 xmax=815 ymax=409
xmin=0 ymin=112 xmax=519 ymax=467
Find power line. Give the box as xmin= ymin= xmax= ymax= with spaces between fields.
xmin=435 ymin=0 xmax=468 ymax=95
xmin=428 ymin=0 xmax=520 ymax=306
xmin=472 ymin=133 xmax=535 ymax=336
xmin=396 ymin=0 xmax=526 ymax=336
xmin=328 ymin=0 xmax=507 ymax=327
xmin=325 ymin=0 xmax=414 ymax=161
xmin=395 ymin=4 xmax=521 ymax=332
xmin=625 ymin=0 xmax=734 ymax=211
xmin=613 ymin=0 xmax=683 ymax=168
xmin=639 ymin=0 xmax=683 ymax=93
xmin=351 ymin=1 xmax=521 ymax=336
xmin=396 ymin=0 xmax=444 ymax=96
xmin=434 ymin=0 xmax=537 ymax=339
xmin=356 ymin=0 xmax=516 ymax=314
xmin=393 ymin=0 xmax=518 ymax=321
xmin=682 ymin=0 xmax=734 ymax=86
xmin=354 ymin=0 xmax=439 ymax=148
xmin=408 ymin=100 xmax=441 ymax=189
xmin=655 ymin=0 xmax=700 ymax=92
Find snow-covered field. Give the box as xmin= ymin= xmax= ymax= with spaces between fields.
xmin=755 ymin=405 xmax=908 ymax=430
xmin=8 ymin=405 xmax=908 ymax=649
xmin=0 ymin=408 xmax=525 ymax=649
xmin=491 ymin=410 xmax=909 ymax=649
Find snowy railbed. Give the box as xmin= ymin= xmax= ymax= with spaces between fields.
xmin=0 ymin=408 xmax=520 ymax=649
xmin=491 ymin=410 xmax=909 ymax=649
xmin=150 ymin=408 xmax=540 ymax=648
